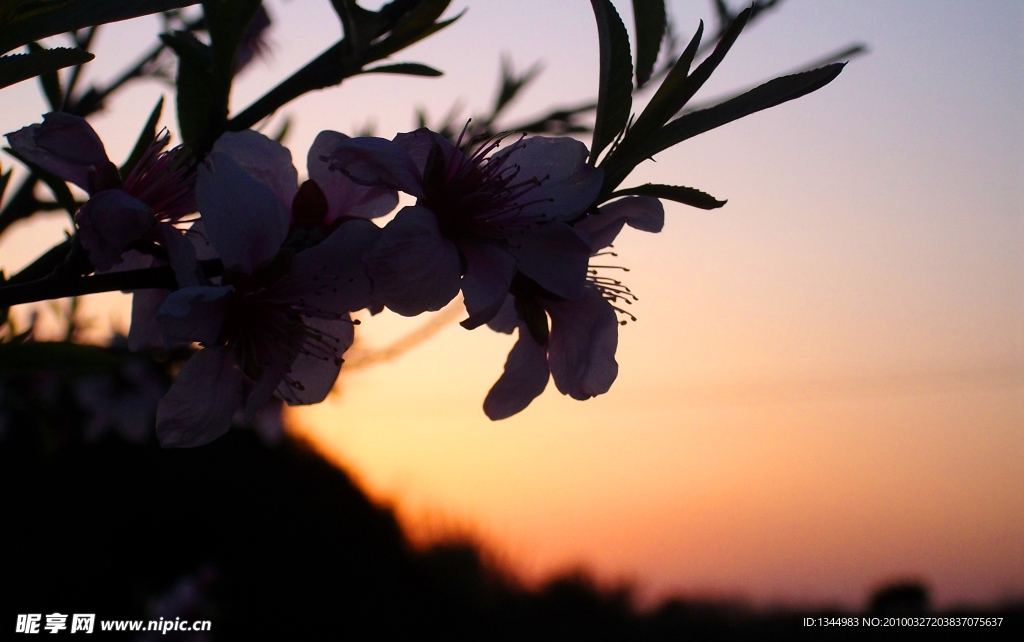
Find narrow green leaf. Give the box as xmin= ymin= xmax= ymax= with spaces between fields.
xmin=0 ymin=0 xmax=199 ymax=55
xmin=617 ymin=63 xmax=846 ymax=179
xmin=605 ymin=4 xmax=751 ymax=175
xmin=161 ymin=31 xmax=214 ymax=149
xmin=680 ymin=6 xmax=750 ymax=95
xmin=271 ymin=116 xmax=291 ymax=143
xmin=611 ymin=183 xmax=725 ymax=209
xmin=620 ymin=3 xmax=752 ymax=162
xmin=393 ymin=11 xmax=462 ymax=53
xmin=61 ymin=24 xmax=95 ymax=103
xmin=376 ymin=0 xmax=420 ymax=24
xmin=361 ymin=62 xmax=443 ymax=77
xmin=120 ymin=96 xmax=164 ymax=177
xmin=160 ymin=31 xmax=212 ymax=71
xmin=202 ymin=0 xmax=261 ymax=148
xmin=632 ymin=0 xmax=665 ymax=88
xmin=26 ymin=41 xmax=63 ymax=109
xmin=490 ymin=55 xmax=542 ymax=122
xmin=0 ymin=0 xmax=22 ymax=30
xmin=600 ymin=9 xmax=768 ymax=193
xmin=589 ymin=0 xmax=633 ymax=162
xmin=330 ymin=0 xmax=387 ymax=52
xmin=0 ymin=46 xmax=92 ymax=90
xmin=371 ymin=1 xmax=460 ymax=59
xmin=711 ymin=0 xmax=731 ymax=24
xmin=678 ymin=43 xmax=866 ymax=115
xmin=5 ymin=238 xmax=71 ymax=285
xmin=330 ymin=0 xmax=357 ymax=37
xmin=619 ymin=20 xmax=702 ymax=151
xmin=0 ymin=167 xmax=11 ymax=204
xmin=204 ymin=0 xmax=262 ymax=78
xmin=0 ymin=270 xmax=7 ymax=328
xmin=385 ymin=0 xmax=450 ymax=47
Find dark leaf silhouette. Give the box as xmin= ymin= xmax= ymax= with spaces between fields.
xmin=612 ymin=183 xmax=726 ymax=210
xmin=632 ymin=0 xmax=665 ymax=88
xmin=0 ymin=46 xmax=92 ymax=91
xmin=362 ymin=62 xmax=443 ymax=77
xmin=589 ymin=0 xmax=633 ymax=161
xmin=0 ymin=0 xmax=199 ymax=55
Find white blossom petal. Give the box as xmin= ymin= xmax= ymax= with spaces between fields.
xmin=244 ymin=360 xmax=290 ymax=421
xmin=128 ymin=288 xmax=171 ymax=351
xmin=485 ymin=295 xmax=518 ymax=335
xmin=158 ymin=285 xmax=233 ymax=347
xmin=483 ymin=326 xmax=550 ymax=420
xmin=308 ymin=131 xmax=399 ymax=221
xmin=185 ymin=220 xmax=219 ymax=261
xmin=197 ymin=151 xmax=289 ymax=273
xmin=575 ymin=196 xmax=664 ymax=252
xmin=151 ymin=223 xmax=200 ymax=288
xmin=325 ymin=136 xmax=425 ymax=198
xmin=508 ymin=222 xmax=591 ymax=300
xmin=287 ymin=218 xmax=381 ymax=315
xmin=210 ymin=130 xmax=298 ymax=209
xmin=6 ymin=113 xmax=109 ymax=191
xmin=544 ymin=287 xmax=619 ymax=400
xmin=276 ymin=315 xmax=354 ymax=406
xmin=394 ymin=128 xmax=460 ymax=172
xmin=496 ymin=136 xmax=603 ymax=221
xmin=460 ymin=242 xmax=517 ymax=329
xmin=364 ymin=206 xmax=461 ymax=316
xmin=75 ymin=190 xmax=154 ymax=272
xmin=156 ymin=346 xmax=243 ymax=447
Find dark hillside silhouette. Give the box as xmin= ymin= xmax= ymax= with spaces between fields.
xmin=3 ymin=420 xmax=1020 ymax=640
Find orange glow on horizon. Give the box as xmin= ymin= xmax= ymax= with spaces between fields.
xmin=1 ymin=0 xmax=1020 ymax=612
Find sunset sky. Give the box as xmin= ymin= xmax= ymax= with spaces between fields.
xmin=1 ymin=0 xmax=1021 ymax=609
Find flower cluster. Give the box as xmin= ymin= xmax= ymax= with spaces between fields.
xmin=6 ymin=115 xmax=662 ymax=447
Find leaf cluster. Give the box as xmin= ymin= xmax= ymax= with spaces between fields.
xmin=0 ymin=1 xmax=199 ymax=92
xmin=224 ymin=0 xmax=462 ymax=144
xmin=0 ymin=0 xmax=863 ymax=342
xmin=587 ymin=0 xmax=850 ymax=209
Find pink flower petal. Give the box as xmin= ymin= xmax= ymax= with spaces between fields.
xmin=156 ymin=345 xmax=243 ymax=447
xmin=197 ymin=151 xmax=289 ymax=273
xmin=508 ymin=222 xmax=591 ymax=300
xmin=128 ymin=288 xmax=171 ymax=351
xmin=244 ymin=360 xmax=290 ymax=421
xmin=364 ymin=206 xmax=462 ymax=316
xmin=544 ymin=287 xmax=619 ymax=400
xmin=157 ymin=285 xmax=232 ymax=347
xmin=75 ymin=190 xmax=155 ymax=272
xmin=6 ymin=113 xmax=108 ymax=191
xmin=486 ymin=295 xmax=518 ymax=335
xmin=151 ymin=223 xmax=200 ymax=288
xmin=460 ymin=242 xmax=517 ymax=329
xmin=495 ymin=136 xmax=603 ymax=221
xmin=287 ymin=218 xmax=381 ymax=315
xmin=210 ymin=130 xmax=298 ymax=209
xmin=105 ymin=248 xmax=155 ymax=272
xmin=275 ymin=315 xmax=354 ymax=406
xmin=325 ymin=136 xmax=425 ymax=199
xmin=394 ymin=128 xmax=459 ymax=171
xmin=308 ymin=131 xmax=399 ymax=221
xmin=184 ymin=220 xmax=219 ymax=261
xmin=483 ymin=326 xmax=550 ymax=420
xmin=575 ymin=196 xmax=664 ymax=252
